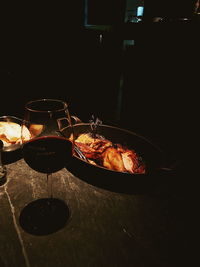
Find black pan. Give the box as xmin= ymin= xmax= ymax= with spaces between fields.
xmin=61 ymin=123 xmax=174 ymax=194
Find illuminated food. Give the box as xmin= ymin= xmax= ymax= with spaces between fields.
xmin=29 ymin=124 xmax=44 ymax=137
xmin=0 ymin=122 xmax=31 ymax=147
xmin=102 ymin=147 xmax=126 ymax=172
xmin=73 ymin=133 xmax=145 ymax=174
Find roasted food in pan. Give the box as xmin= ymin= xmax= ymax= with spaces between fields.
xmin=71 ymin=133 xmax=146 ymax=174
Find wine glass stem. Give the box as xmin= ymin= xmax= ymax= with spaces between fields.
xmin=0 ymin=151 xmax=7 ymax=185
xmin=47 ymin=173 xmax=53 ymax=198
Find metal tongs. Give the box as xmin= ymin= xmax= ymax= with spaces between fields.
xmin=73 ymin=145 xmax=88 ymax=162
xmin=57 ymin=130 xmax=88 ymax=162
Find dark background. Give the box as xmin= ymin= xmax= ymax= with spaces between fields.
xmin=1 ymin=0 xmax=199 ymax=160
xmin=87 ymin=0 xmax=125 ymax=25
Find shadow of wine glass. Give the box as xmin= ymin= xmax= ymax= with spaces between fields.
xmin=19 ymin=198 xmax=71 ymax=236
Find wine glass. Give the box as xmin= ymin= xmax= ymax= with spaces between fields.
xmin=19 ymin=99 xmax=72 ymax=235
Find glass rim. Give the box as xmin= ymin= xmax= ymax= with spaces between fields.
xmin=25 ymin=99 xmax=68 ymax=113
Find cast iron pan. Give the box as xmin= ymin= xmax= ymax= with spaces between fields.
xmin=60 ymin=122 xmax=175 ymax=194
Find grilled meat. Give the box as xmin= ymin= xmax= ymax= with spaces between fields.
xmin=74 ymin=133 xmax=145 ymax=174
xmin=121 ymin=150 xmax=145 ymax=174
xmin=102 ymin=147 xmax=126 ymax=172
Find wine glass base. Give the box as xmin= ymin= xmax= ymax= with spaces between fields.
xmin=19 ymin=198 xmax=70 ymax=236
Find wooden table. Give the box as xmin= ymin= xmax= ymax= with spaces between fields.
xmin=0 ymin=153 xmax=195 ymax=267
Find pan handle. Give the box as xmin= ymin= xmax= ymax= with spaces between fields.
xmin=57 ymin=115 xmax=82 ymax=130
xmin=154 ymin=159 xmax=182 ymax=175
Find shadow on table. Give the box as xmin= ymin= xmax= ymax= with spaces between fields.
xmin=19 ymin=198 xmax=71 ymax=236
xmin=66 ymin=158 xmax=184 ymax=195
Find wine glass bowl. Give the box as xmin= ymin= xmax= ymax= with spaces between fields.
xmin=20 ymin=99 xmax=72 ymax=235
xmin=21 ymin=99 xmax=73 ymax=174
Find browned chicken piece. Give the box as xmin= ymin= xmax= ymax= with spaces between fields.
xmin=102 ymin=147 xmax=126 ymax=172
xmin=75 ymin=133 xmax=95 ymax=145
xmin=90 ymin=138 xmax=112 ymax=153
xmin=135 ymin=164 xmax=145 ymax=174
xmin=121 ymin=150 xmax=145 ymax=174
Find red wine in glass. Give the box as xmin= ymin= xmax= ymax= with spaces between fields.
xmin=19 ymin=99 xmax=73 ymax=235
xmin=23 ymin=136 xmax=72 ymax=174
